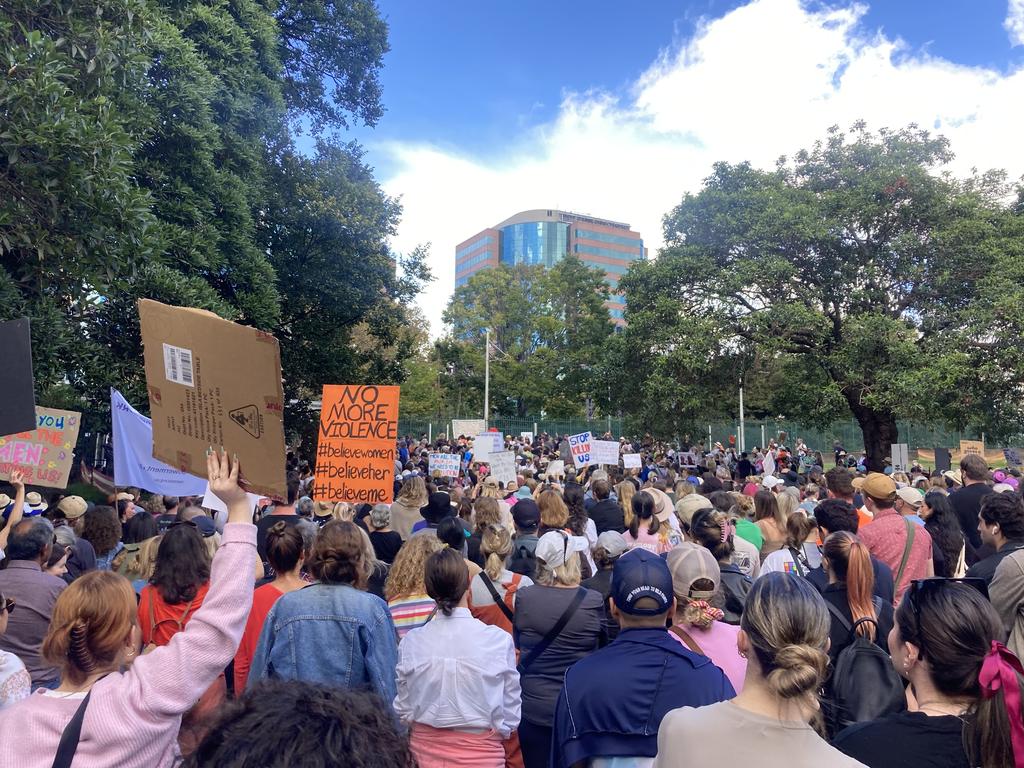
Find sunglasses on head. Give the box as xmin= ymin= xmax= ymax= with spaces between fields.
xmin=907 ymin=577 xmax=989 ymax=653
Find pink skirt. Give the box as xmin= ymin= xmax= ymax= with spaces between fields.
xmin=410 ymin=723 xmax=505 ymax=768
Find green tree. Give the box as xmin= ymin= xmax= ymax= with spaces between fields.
xmin=623 ymin=123 xmax=1024 ymax=468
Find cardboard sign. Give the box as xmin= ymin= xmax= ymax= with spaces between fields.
xmin=429 ymin=453 xmax=460 ymax=478
xmin=891 ymin=443 xmax=910 ymax=473
xmin=315 ymin=384 xmax=399 ymax=504
xmin=546 ymin=460 xmax=565 ymax=479
xmin=0 ymin=318 xmax=37 ymax=436
xmin=960 ymin=440 xmax=984 ymax=457
xmin=138 ymin=299 xmax=287 ymax=498
xmin=568 ymin=431 xmax=594 ymax=469
xmin=592 ymin=440 xmax=620 ymax=465
xmin=1006 ymin=448 xmax=1022 ymax=468
xmin=488 ymin=451 xmax=517 ymax=486
xmin=622 ymin=453 xmax=642 ymax=469
xmin=473 ymin=432 xmax=503 ymax=456
xmin=0 ymin=407 xmax=81 ymax=488
xmin=452 ymin=419 xmax=486 ymax=439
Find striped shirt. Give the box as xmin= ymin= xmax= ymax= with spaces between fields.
xmin=388 ymin=594 xmax=436 ymax=640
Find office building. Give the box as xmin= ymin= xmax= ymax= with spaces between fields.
xmin=454 ymin=209 xmax=645 ymax=324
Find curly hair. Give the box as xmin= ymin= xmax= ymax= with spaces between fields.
xmin=150 ymin=523 xmax=211 ymax=604
xmin=185 ymin=680 xmax=414 ymax=768
xmin=80 ymin=506 xmax=122 ymax=557
xmin=562 ymin=484 xmax=589 ymax=536
xmin=385 ymin=535 xmax=444 ymax=601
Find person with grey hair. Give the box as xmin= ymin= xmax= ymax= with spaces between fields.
xmin=295 ymin=497 xmax=315 ymax=520
xmin=0 ymin=517 xmax=66 ymax=687
xmin=368 ymin=503 xmax=402 ymax=564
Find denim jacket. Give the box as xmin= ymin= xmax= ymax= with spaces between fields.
xmin=247 ymin=582 xmax=399 ymax=705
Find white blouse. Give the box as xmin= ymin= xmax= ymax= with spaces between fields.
xmin=394 ymin=607 xmax=521 ymax=737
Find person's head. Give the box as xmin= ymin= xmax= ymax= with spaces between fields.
xmin=511 ymin=498 xmax=540 ymax=534
xmin=629 ymin=491 xmax=660 ymax=538
xmin=921 ymin=490 xmax=954 ymax=523
xmin=538 ymin=489 xmax=569 ymax=530
xmin=266 ymin=520 xmax=304 ymax=576
xmin=689 ymin=508 xmax=734 ymax=563
xmin=617 ymin=481 xmax=637 ymax=524
xmin=609 ymin=549 xmax=676 ymax=628
xmin=895 ymin=487 xmax=924 ymax=517
xmin=295 ymin=497 xmax=315 ymax=519
xmin=592 ymin=479 xmax=610 ymax=501
xmin=424 ymin=548 xmax=469 ymax=617
xmin=854 ymin=472 xmax=897 ymax=512
xmin=739 ymin=573 xmax=830 ymax=710
xmin=436 ymin=517 xmax=468 ymax=556
xmin=978 ymin=491 xmax=1024 ymax=549
xmin=184 ymin=680 xmax=414 ymax=768
xmin=534 ymin=530 xmax=586 ymax=587
xmin=667 ymin=542 xmax=723 ymax=629
xmin=891 ymin=579 xmax=1013 ymax=767
xmin=6 ymin=517 xmax=54 ymax=563
xmin=784 ymin=510 xmax=816 ymax=549
xmin=821 ymin=531 xmax=877 ymax=640
xmin=960 ymin=453 xmax=990 ymax=484
xmin=385 ymin=534 xmax=444 ymax=601
xmin=80 ymin=506 xmax=121 ymax=557
xmin=123 ymin=512 xmax=159 ymax=545
xmin=163 ymin=496 xmax=180 ymax=513
xmin=369 ymin=504 xmax=391 ymax=531
xmin=753 ymin=490 xmax=785 ymax=528
xmin=824 ymin=467 xmax=856 ymax=501
xmin=472 ymin=496 xmax=501 ymax=533
xmin=42 ymin=571 xmax=139 ymax=687
xmin=396 ymin=476 xmax=429 ymax=507
xmin=308 ymin=521 xmax=368 ymax=589
xmin=45 ymin=540 xmax=71 ymax=577
xmin=593 ymin=531 xmax=628 ymax=572
xmin=775 ymin=491 xmax=799 ymax=522
xmin=481 ymin=525 xmax=513 ymax=581
xmin=151 ymin=521 xmax=211 ymax=603
xmin=813 ymin=497 xmax=858 ymax=538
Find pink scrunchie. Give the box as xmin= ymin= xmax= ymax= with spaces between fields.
xmin=979 ymin=640 xmax=1024 ymax=768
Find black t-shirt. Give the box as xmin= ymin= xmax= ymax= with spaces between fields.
xmin=369 ymin=530 xmax=403 ymax=564
xmin=807 ymin=556 xmax=895 ymax=606
xmin=833 ymin=711 xmax=969 ymax=768
xmin=589 ymin=499 xmax=625 ymax=534
xmin=949 ymin=483 xmax=992 ymax=551
xmin=256 ymin=512 xmax=301 ymax=564
xmin=736 ymin=459 xmax=754 ymax=479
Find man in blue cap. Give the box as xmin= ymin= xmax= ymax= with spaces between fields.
xmin=551 ymin=549 xmax=734 ymax=768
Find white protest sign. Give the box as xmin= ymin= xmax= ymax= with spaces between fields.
xmin=452 ymin=419 xmax=486 ymax=438
xmin=488 ymin=451 xmax=517 ymax=485
xmin=623 ymin=453 xmax=642 ymax=469
xmin=591 ymin=440 xmax=619 ymax=465
xmin=201 ymin=485 xmax=261 ymax=517
xmin=568 ymin=431 xmax=594 ymax=469
xmin=520 ymin=431 xmax=534 ymax=443
xmin=546 ymin=460 xmax=565 ymax=479
xmin=473 ymin=432 xmax=503 ymax=456
xmin=762 ymin=451 xmax=776 ymax=477
xmin=890 ymin=443 xmax=910 ymax=473
xmin=429 ymin=453 xmax=461 ymax=478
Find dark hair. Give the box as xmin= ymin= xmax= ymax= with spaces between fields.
xmin=308 ymin=521 xmax=365 ymax=588
xmin=824 ymin=467 xmax=855 ymax=499
xmin=563 ymin=484 xmax=589 ymax=536
xmin=690 ymin=508 xmax=733 ymax=562
xmin=151 ymin=523 xmax=211 ymax=604
xmin=266 ymin=521 xmax=304 ymax=575
xmin=753 ymin=490 xmax=780 ymax=523
xmin=424 ymin=548 xmax=469 ymax=617
xmin=123 ymin=513 xmax=158 ymax=545
xmin=592 ymin=479 xmax=610 ymax=501
xmin=784 ymin=511 xmax=816 ymax=549
xmin=115 ymin=498 xmax=133 ymax=521
xmin=163 ymin=496 xmax=180 ymax=512
xmin=708 ymin=490 xmax=733 ymax=514
xmin=960 ymin=453 xmax=990 ymax=482
xmin=894 ymin=582 xmax=1010 ymax=767
xmin=7 ymin=517 xmax=54 ymax=561
xmin=813 ymin=498 xmax=859 ymax=534
xmin=629 ymin=491 xmax=659 ymax=538
xmin=979 ymin=492 xmax=1024 ymax=541
xmin=287 ymin=481 xmax=300 ymax=506
xmin=80 ymin=506 xmax=122 ymax=557
xmin=184 ymin=680 xmax=413 ymax=768
xmin=436 ymin=516 xmax=467 ymax=552
xmin=923 ymin=491 xmax=966 ymax=577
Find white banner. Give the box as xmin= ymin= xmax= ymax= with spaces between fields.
xmin=453 ymin=419 xmax=487 ymax=438
xmin=488 ymin=451 xmax=517 ymax=486
xmin=429 ymin=453 xmax=461 ymax=478
xmin=891 ymin=443 xmax=910 ymax=473
xmin=592 ymin=440 xmax=619 ymax=465
xmin=622 ymin=453 xmax=642 ymax=469
xmin=473 ymin=432 xmax=503 ymax=456
xmin=546 ymin=460 xmax=565 ymax=479
xmin=762 ymin=451 xmax=776 ymax=478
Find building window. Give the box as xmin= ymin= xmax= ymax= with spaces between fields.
xmin=573 ymin=228 xmax=643 ymax=250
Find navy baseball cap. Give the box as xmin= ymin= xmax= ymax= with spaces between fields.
xmin=611 ymin=549 xmax=674 ymax=616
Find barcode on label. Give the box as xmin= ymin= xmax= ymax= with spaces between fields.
xmin=163 ymin=343 xmax=195 ymax=387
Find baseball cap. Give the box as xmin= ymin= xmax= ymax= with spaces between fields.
xmin=610 ymin=549 xmax=674 ymax=616
xmin=535 ymin=530 xmax=589 ymax=569
xmin=57 ymin=495 xmax=89 ymax=521
xmin=512 ymin=499 xmax=540 ymax=530
xmin=595 ymin=531 xmax=629 ymax=559
xmin=483 ymin=475 xmax=499 ymax=488
xmin=666 ymin=542 xmax=720 ymax=601
xmin=193 ymin=515 xmax=217 ymax=538
xmin=762 ymin=476 xmax=784 ymax=490
xmin=853 ymin=472 xmax=897 ymax=501
xmin=895 ymin=487 xmax=923 ymax=508
xmin=675 ymin=494 xmax=713 ymax=526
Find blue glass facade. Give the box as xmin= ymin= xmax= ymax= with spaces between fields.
xmin=456 ymin=235 xmax=494 ymax=259
xmin=456 ymin=251 xmax=493 ymax=273
xmin=575 ymin=243 xmax=643 ymax=261
xmin=573 ymin=228 xmax=642 ymax=249
xmin=500 ymin=221 xmax=567 ymax=268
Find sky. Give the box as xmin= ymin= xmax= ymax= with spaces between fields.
xmin=343 ymin=0 xmax=1024 ymax=336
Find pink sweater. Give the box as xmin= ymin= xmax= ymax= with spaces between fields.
xmin=0 ymin=523 xmax=256 ymax=768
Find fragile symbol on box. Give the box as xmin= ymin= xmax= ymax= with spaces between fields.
xmin=230 ymin=405 xmax=263 ymax=438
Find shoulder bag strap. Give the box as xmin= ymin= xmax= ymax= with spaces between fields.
xmin=174 ymin=597 xmax=196 ymax=632
xmin=824 ymin=598 xmax=853 ymax=633
xmin=145 ymin=587 xmax=156 ymax=645
xmin=894 ymin=518 xmax=917 ymax=589
xmin=478 ymin=571 xmax=514 ymax=623
xmin=788 ymin=547 xmax=806 ymax=577
xmin=517 ymin=587 xmax=587 ymax=675
xmin=50 ymin=672 xmax=108 ymax=768
xmin=668 ymin=624 xmax=703 ymax=655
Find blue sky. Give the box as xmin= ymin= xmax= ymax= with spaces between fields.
xmin=334 ymin=0 xmax=1024 ymax=335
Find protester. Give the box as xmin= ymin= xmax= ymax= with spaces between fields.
xmin=233 ymin=521 xmax=306 ymax=692
xmin=508 ymin=498 xmax=541 ymax=578
xmin=916 ymin=490 xmax=966 ymax=577
xmin=833 ymin=579 xmax=1018 ymax=768
xmin=616 ymin=480 xmax=636 ymax=528
xmin=386 ymin=534 xmax=445 ymax=638
xmin=855 ymin=473 xmax=934 ymax=603
xmin=688 ymin=508 xmax=751 ymax=624
xmin=758 ymin=510 xmax=820 ymax=577
xmin=624 ymin=491 xmax=672 ymax=554
xmin=80 ymin=506 xmax=124 ymax=571
xmin=367 ymin=504 xmax=403 ymax=565
xmin=0 ymin=449 xmax=257 ymax=768
xmin=805 ymin=499 xmax=895 ymax=604
xmin=436 ymin=515 xmax=482 ymax=580
xmin=412 ymin=492 xmax=456 ymax=538
xmin=552 ymin=549 xmax=733 ymax=768
xmin=396 ymin=548 xmax=520 ymax=768
xmin=254 ymin=483 xmax=300 ymax=568
xmin=391 ymin=477 xmax=430 ymax=541
xmin=589 ymin=479 xmax=625 ymax=534
xmin=654 ymin=573 xmax=865 ymax=768
xmin=355 ymin=524 xmax=391 ymax=599
xmin=966 ymin=491 xmax=1024 ymax=584
xmin=825 ymin=466 xmax=874 ymax=529
xmin=468 ymin=496 xmax=503 ymax=566
xmin=0 ymin=590 xmax=30 ymax=708
xmin=249 ymin=521 xmax=399 ymax=702
xmin=0 ymin=472 xmax=26 ymax=558
xmin=53 ymin=495 xmax=96 ymax=580
xmin=666 ymin=542 xmax=746 ymax=692
xmin=753 ymin=489 xmax=787 ymax=559
xmin=582 ymin=530 xmax=629 ymax=641
xmin=948 ymin=453 xmax=992 ymax=560
xmin=469 ymin=525 xmax=533 ymax=634
xmin=514 ymin=530 xmax=603 ymax=768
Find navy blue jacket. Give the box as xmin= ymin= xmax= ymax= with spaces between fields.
xmin=551 ymin=627 xmax=735 ymax=768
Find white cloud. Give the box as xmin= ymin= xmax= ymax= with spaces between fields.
xmin=379 ymin=0 xmax=1024 ymax=337
xmin=1008 ymin=0 xmax=1024 ymax=46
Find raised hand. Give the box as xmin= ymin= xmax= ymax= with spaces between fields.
xmin=207 ymin=448 xmax=247 ymax=506
xmin=9 ymin=470 xmax=24 ymax=491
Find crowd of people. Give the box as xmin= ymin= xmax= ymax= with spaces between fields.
xmin=0 ymin=432 xmax=1023 ymax=768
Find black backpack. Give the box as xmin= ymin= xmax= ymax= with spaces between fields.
xmin=824 ymin=598 xmax=906 ymax=733
xmin=507 ymin=541 xmax=536 ymax=578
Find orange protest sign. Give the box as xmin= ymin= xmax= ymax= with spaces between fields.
xmin=314 ymin=385 xmax=399 ymax=504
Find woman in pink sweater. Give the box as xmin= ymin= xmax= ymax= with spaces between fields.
xmin=0 ymin=449 xmax=255 ymax=768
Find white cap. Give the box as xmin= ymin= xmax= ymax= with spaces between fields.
xmin=535 ymin=531 xmax=589 ymax=568
xmin=762 ymin=476 xmax=784 ymax=490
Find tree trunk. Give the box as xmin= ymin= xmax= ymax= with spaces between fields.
xmin=848 ymin=398 xmax=899 ymax=472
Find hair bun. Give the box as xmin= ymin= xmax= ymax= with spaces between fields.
xmin=765 ymin=643 xmax=828 ymax=699
xmin=269 ymin=520 xmax=288 ymax=536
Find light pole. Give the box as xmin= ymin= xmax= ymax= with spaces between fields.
xmin=484 ymin=328 xmax=490 ymax=427
xmin=738 ymin=377 xmax=745 ymax=453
